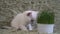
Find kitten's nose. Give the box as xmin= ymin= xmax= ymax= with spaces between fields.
xmin=31 ymin=19 xmax=34 ymax=22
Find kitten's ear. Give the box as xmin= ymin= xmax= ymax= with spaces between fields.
xmin=27 ymin=12 xmax=31 ymax=16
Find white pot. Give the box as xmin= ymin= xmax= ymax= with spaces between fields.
xmin=37 ymin=24 xmax=54 ymax=33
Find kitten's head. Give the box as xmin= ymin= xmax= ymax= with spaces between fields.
xmin=23 ymin=10 xmax=38 ymax=20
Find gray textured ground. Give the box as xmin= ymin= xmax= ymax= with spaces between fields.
xmin=0 ymin=0 xmax=60 ymax=33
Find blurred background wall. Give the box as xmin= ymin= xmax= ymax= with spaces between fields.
xmin=0 ymin=0 xmax=60 ymax=33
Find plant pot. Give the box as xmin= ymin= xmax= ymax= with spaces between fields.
xmin=37 ymin=24 xmax=54 ymax=33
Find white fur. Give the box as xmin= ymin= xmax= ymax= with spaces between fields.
xmin=25 ymin=10 xmax=38 ymax=20
xmin=11 ymin=10 xmax=38 ymax=31
xmin=25 ymin=10 xmax=38 ymax=30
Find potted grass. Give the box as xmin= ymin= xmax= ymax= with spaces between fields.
xmin=37 ymin=10 xmax=55 ymax=33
